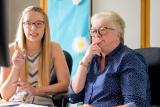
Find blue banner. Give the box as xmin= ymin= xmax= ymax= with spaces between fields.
xmin=48 ymin=0 xmax=90 ymax=77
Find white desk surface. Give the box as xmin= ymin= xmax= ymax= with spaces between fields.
xmin=0 ymin=100 xmax=47 ymax=107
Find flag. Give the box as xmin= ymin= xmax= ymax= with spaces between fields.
xmin=48 ymin=0 xmax=90 ymax=77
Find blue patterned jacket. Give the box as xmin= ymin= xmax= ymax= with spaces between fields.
xmin=69 ymin=43 xmax=150 ymax=107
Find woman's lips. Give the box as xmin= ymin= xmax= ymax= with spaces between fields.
xmin=30 ymin=33 xmax=38 ymax=37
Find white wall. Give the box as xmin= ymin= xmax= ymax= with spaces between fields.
xmin=92 ymin=0 xmax=140 ymax=49
xmin=150 ymin=0 xmax=160 ymax=47
xmin=6 ymin=0 xmax=39 ymax=43
xmin=7 ymin=0 xmax=160 ymax=47
xmin=93 ymin=0 xmax=160 ymax=48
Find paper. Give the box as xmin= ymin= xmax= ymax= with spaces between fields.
xmin=17 ymin=104 xmax=47 ymax=107
xmin=0 ymin=102 xmax=47 ymax=107
xmin=0 ymin=102 xmax=20 ymax=106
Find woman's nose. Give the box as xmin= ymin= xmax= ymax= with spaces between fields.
xmin=30 ymin=24 xmax=37 ymax=29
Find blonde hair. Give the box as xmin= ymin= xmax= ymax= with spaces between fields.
xmin=91 ymin=11 xmax=125 ymax=43
xmin=16 ymin=6 xmax=52 ymax=86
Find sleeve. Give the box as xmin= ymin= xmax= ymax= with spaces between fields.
xmin=119 ymin=53 xmax=150 ymax=107
xmin=68 ymin=81 xmax=85 ymax=103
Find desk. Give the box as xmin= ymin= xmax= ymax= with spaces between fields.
xmin=0 ymin=99 xmax=47 ymax=107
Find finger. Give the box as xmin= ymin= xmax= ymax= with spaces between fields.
xmin=14 ymin=51 xmax=22 ymax=58
xmin=14 ymin=41 xmax=20 ymax=51
xmin=92 ymin=38 xmax=102 ymax=45
xmin=18 ymin=86 xmax=28 ymax=92
xmin=22 ymin=49 xmax=27 ymax=58
xmin=19 ymin=81 xmax=26 ymax=86
xmin=12 ymin=81 xmax=19 ymax=86
xmin=92 ymin=45 xmax=101 ymax=53
xmin=92 ymin=50 xmax=101 ymax=56
xmin=91 ymin=46 xmax=101 ymax=56
xmin=13 ymin=56 xmax=25 ymax=62
xmin=14 ymin=42 xmax=25 ymax=58
xmin=100 ymin=52 xmax=105 ymax=58
xmin=16 ymin=81 xmax=24 ymax=87
xmin=20 ymin=86 xmax=27 ymax=91
xmin=17 ymin=87 xmax=24 ymax=92
xmin=14 ymin=49 xmax=26 ymax=60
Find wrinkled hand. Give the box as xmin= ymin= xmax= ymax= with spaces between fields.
xmin=82 ymin=38 xmax=102 ymax=64
xmin=17 ymin=81 xmax=37 ymax=96
xmin=12 ymin=42 xmax=26 ymax=70
xmin=80 ymin=104 xmax=93 ymax=107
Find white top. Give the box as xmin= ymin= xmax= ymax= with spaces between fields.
xmin=9 ymin=52 xmax=54 ymax=107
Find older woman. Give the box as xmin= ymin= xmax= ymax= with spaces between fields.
xmin=69 ymin=11 xmax=150 ymax=107
xmin=0 ymin=6 xmax=70 ymax=106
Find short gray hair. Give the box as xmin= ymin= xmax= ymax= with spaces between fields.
xmin=91 ymin=11 xmax=125 ymax=43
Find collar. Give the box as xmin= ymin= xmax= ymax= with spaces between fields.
xmin=104 ymin=43 xmax=124 ymax=65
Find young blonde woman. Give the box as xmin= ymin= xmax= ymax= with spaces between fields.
xmin=0 ymin=6 xmax=70 ymax=106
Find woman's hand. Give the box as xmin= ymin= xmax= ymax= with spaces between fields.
xmin=18 ymin=81 xmax=37 ymax=96
xmin=82 ymin=38 xmax=102 ymax=65
xmin=12 ymin=42 xmax=26 ymax=71
xmin=80 ymin=104 xmax=93 ymax=107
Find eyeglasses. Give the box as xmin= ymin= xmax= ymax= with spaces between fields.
xmin=90 ymin=27 xmax=114 ymax=37
xmin=23 ymin=20 xmax=44 ymax=28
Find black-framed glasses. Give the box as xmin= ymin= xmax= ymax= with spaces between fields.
xmin=90 ymin=27 xmax=114 ymax=37
xmin=23 ymin=20 xmax=44 ymax=28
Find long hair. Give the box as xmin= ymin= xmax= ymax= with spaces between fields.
xmin=16 ymin=6 xmax=52 ymax=86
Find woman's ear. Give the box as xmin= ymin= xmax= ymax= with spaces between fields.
xmin=117 ymin=32 xmax=121 ymax=38
xmin=117 ymin=32 xmax=124 ymax=43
